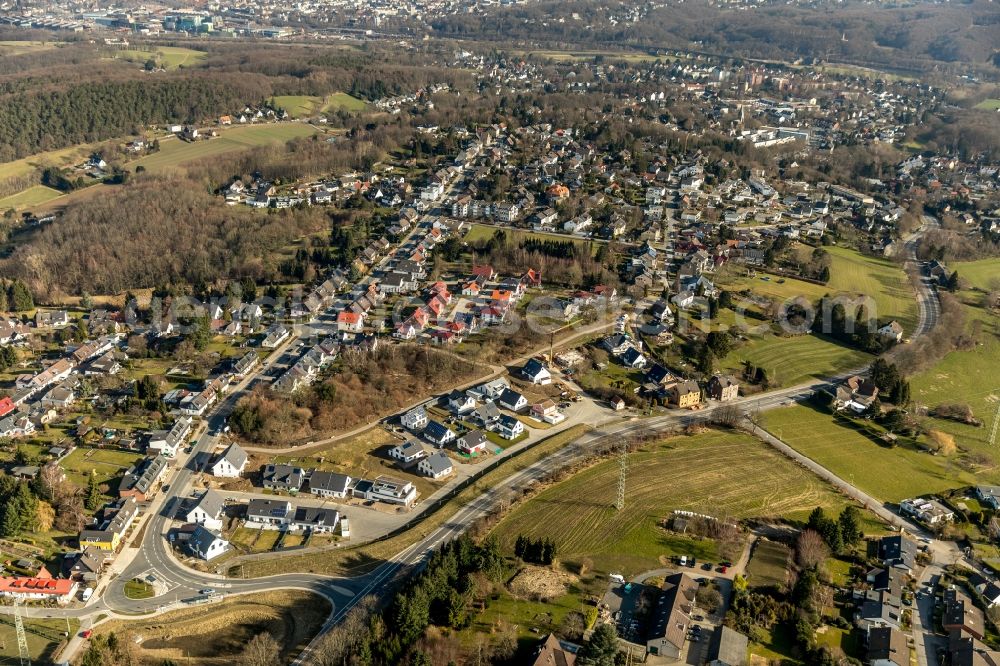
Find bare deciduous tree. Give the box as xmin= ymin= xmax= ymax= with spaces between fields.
xmin=796 ymin=529 xmax=829 ymax=571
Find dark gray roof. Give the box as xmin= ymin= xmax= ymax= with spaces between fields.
xmin=309 ymin=470 xmax=352 ymax=494
xmin=191 ymin=490 xmax=225 ymax=519
xmin=708 ymin=626 xmax=748 ymax=666
xmin=217 ymin=443 xmax=248 ymax=470
xmin=422 ymin=451 xmax=453 ymax=475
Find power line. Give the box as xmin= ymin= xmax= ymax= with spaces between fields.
xmin=990 ymin=398 xmax=1000 ymax=447
xmin=616 ymin=441 xmax=628 ymax=511
xmin=14 ymin=598 xmax=29 ymax=666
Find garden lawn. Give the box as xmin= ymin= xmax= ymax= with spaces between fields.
xmin=130 ymin=124 xmax=318 ymax=173
xmin=974 ymin=99 xmax=1000 ymax=111
xmin=60 ymin=447 xmax=144 ymax=488
xmin=762 ymin=405 xmax=979 ymax=502
xmin=746 ymin=539 xmax=791 ymax=590
xmin=491 ymin=429 xmax=867 ymax=575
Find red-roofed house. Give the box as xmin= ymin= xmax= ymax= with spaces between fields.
xmin=0 ymin=397 xmax=15 ymax=419
xmin=522 ymin=269 xmax=542 ymax=288
xmin=472 ymin=265 xmax=495 ymax=280
xmin=0 ymin=577 xmax=78 ymax=604
xmin=337 ymin=311 xmax=365 ymax=333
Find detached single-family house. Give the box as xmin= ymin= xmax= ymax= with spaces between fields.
xmin=866 ymin=627 xmax=907 ymax=666
xmin=352 ymin=475 xmax=417 ymax=507
xmin=457 ymin=430 xmax=489 ymax=454
xmin=308 ymin=471 xmax=352 ymax=499
xmin=668 ymin=381 xmax=701 ymax=408
xmin=423 ymin=421 xmax=456 ymax=447
xmin=878 ymin=321 xmax=904 ymax=343
xmin=402 ymin=406 xmax=428 ymax=432
xmin=183 ymin=490 xmax=225 ymax=531
xmin=446 ymin=390 xmax=476 ymax=415
xmin=707 ymin=375 xmax=739 ymax=402
xmin=210 ymin=443 xmax=248 ymax=478
xmin=246 ymin=499 xmax=292 ymax=527
xmin=262 ymin=464 xmax=305 ymax=492
xmin=389 ymin=440 xmax=428 ymax=465
xmin=497 ymin=414 xmax=525 ymax=440
xmin=621 ymin=347 xmax=647 ymax=369
xmin=472 ymin=401 xmax=501 ymax=428
xmin=498 ymin=389 xmax=528 ymax=413
xmin=418 ymin=451 xmax=454 ymax=479
xmin=187 ymin=526 xmax=230 ymax=561
xmin=521 ymin=359 xmax=552 ymax=385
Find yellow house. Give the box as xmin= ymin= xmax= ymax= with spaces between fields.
xmin=79 ymin=530 xmax=119 ymax=552
xmin=668 ymin=380 xmax=702 ymax=409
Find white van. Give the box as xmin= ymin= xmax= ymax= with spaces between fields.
xmin=609 ymin=574 xmax=625 ymax=584
xmin=679 ymin=555 xmax=688 ymax=566
xmin=81 ymin=588 xmax=94 ymax=601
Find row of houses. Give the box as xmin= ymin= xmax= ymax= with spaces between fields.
xmin=261 ymin=463 xmax=418 ymax=507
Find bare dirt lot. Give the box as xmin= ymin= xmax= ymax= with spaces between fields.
xmin=96 ymin=590 xmax=330 ymax=664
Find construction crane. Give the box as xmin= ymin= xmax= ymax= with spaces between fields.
xmin=545 ymin=322 xmax=578 ymax=366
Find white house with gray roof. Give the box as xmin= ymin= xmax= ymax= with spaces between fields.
xmin=182 ymin=490 xmax=225 ymax=531
xmin=210 ymin=443 xmax=248 ymax=478
xmin=417 ymin=451 xmax=454 ymax=479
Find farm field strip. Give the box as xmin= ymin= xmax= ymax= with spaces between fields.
xmin=762 ymin=405 xmax=977 ymax=502
xmin=491 ymin=430 xmax=863 ymax=573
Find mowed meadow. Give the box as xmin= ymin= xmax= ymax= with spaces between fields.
xmin=491 ymin=429 xmax=865 ymax=574
xmin=717 ymin=245 xmax=917 ymax=387
xmin=130 ymin=123 xmax=320 ymax=173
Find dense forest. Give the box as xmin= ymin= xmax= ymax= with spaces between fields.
xmin=0 ymin=75 xmax=272 ymax=160
xmin=0 ymin=39 xmax=470 ymax=159
xmin=2 ymin=177 xmax=328 ymax=298
xmin=231 ymin=345 xmax=483 ymax=443
xmin=425 ymin=0 xmax=1000 ymax=76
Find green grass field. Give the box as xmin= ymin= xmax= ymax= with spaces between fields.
xmin=60 ymin=447 xmax=144 ymax=488
xmin=464 ymin=223 xmax=602 ymax=257
xmin=727 ymin=245 xmax=918 ymax=332
xmin=762 ymin=405 xmax=978 ymax=502
xmin=491 ymin=429 xmax=865 ymax=575
xmin=0 ymin=144 xmax=99 ymax=181
xmin=824 ymin=246 xmax=919 ymax=332
xmin=124 ymin=579 xmax=155 ymax=599
xmin=974 ymin=99 xmax=1000 ymax=111
xmin=715 ymin=246 xmax=915 ymax=386
xmin=0 ymin=185 xmax=63 ymax=211
xmin=130 ymin=124 xmax=318 ymax=173
xmin=0 ymin=616 xmax=78 ymax=663
xmin=722 ymin=332 xmax=870 ymax=388
xmin=746 ymin=539 xmax=791 ymax=590
xmin=113 ymin=46 xmax=206 ymax=69
xmin=0 ymin=40 xmax=60 ymax=56
xmin=270 ymin=93 xmax=367 ymax=118
xmin=951 ymin=258 xmax=1000 ymax=291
